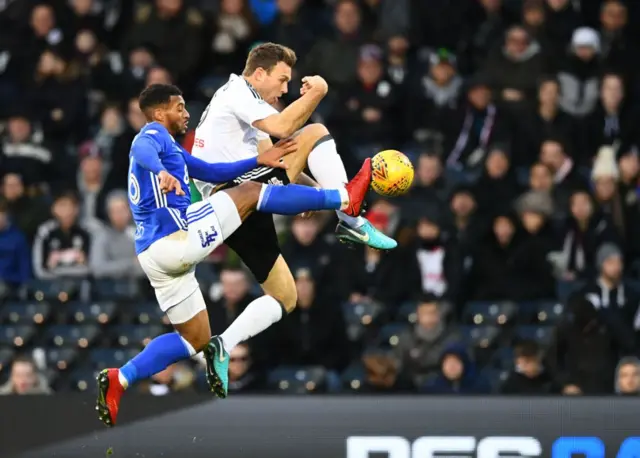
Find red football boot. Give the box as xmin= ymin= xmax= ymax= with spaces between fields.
xmin=96 ymin=368 xmax=125 ymax=427
xmin=343 ymin=158 xmax=372 ymax=217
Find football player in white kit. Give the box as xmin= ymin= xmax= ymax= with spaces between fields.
xmin=191 ymin=43 xmax=397 ymax=397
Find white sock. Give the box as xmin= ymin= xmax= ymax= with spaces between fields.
xmin=307 ymin=137 xmax=366 ymax=228
xmin=118 ymin=371 xmax=129 ymax=389
xmin=220 ymin=295 xmax=284 ymax=353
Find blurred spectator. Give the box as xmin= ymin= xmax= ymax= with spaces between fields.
xmin=407 ymin=49 xmax=462 ymax=144
xmin=29 ymin=49 xmax=88 ymax=146
xmin=615 ymin=356 xmax=640 ymax=395
xmin=208 ymin=0 xmax=258 ymax=77
xmin=553 ymin=190 xmax=619 ymax=280
xmin=0 ymin=199 xmax=31 ymax=288
xmin=483 ymin=26 xmax=544 ymax=109
xmin=543 ymin=0 xmax=582 ymax=67
xmin=461 ymin=0 xmax=509 ymax=73
xmin=539 ymin=138 xmax=588 ymax=210
xmin=582 ymin=243 xmax=640 ymax=340
xmin=500 ymin=340 xmax=558 ymax=394
xmin=67 ymin=0 xmax=106 ymax=39
xmin=0 ymin=355 xmax=52 ymax=395
xmin=557 ymin=27 xmax=601 ymax=118
xmin=272 ymin=268 xmax=349 ymax=371
xmin=125 ymin=0 xmax=205 ymax=88
xmin=1 ymin=109 xmax=54 ymax=188
xmin=584 ymin=73 xmax=636 ymax=159
xmin=591 ymin=146 xmax=640 ymax=260
xmin=384 ymin=35 xmax=410 ymax=89
xmin=90 ymin=190 xmax=142 ymax=279
xmin=515 ymin=77 xmax=576 ymax=167
xmin=1 ymin=173 xmax=50 ymax=242
xmin=468 ymin=213 xmax=554 ymax=301
xmin=303 ymin=0 xmax=363 ymax=91
xmin=617 ymin=146 xmax=640 ymax=200
xmin=473 ymin=145 xmax=522 ymax=216
xmin=394 ymin=296 xmax=461 ymax=387
xmin=32 ymin=191 xmax=92 ymax=279
xmin=93 ymin=105 xmax=126 ymax=166
xmin=360 ymin=351 xmax=408 ymax=392
xmin=521 ymin=0 xmax=554 ymax=56
xmin=331 ymin=44 xmax=399 ymax=151
xmin=528 ymin=162 xmax=554 ymax=194
xmin=549 ymin=294 xmax=634 ymax=394
xmin=139 ymin=362 xmax=195 ymax=395
xmin=448 ymin=185 xmax=485 ymax=251
xmin=76 ymin=141 xmax=109 ymax=222
xmin=24 ymin=4 xmax=68 ymax=75
xmin=208 ymin=267 xmax=256 ymax=336
xmin=598 ymin=0 xmax=635 ymax=77
xmin=228 ymin=343 xmax=266 ymax=393
xmin=423 ymin=344 xmax=490 ymax=394
xmin=444 ymin=75 xmax=508 ymax=171
xmin=404 ymin=153 xmax=450 ymax=210
xmin=261 ymin=0 xmax=315 ymax=58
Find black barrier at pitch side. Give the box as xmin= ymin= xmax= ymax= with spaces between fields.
xmin=4 ymin=395 xmax=640 ymax=458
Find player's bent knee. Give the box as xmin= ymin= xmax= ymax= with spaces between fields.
xmin=167 ymin=292 xmax=211 ymax=351
xmin=301 ymin=123 xmax=329 ymax=140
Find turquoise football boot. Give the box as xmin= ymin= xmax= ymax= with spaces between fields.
xmin=335 ymin=220 xmax=398 ymax=250
xmin=203 ymin=335 xmax=229 ymax=398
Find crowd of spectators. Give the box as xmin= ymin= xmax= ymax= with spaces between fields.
xmin=1 ymin=0 xmax=640 ymax=396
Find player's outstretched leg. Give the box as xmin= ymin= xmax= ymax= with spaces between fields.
xmin=97 ymin=292 xmax=210 ymax=426
xmin=284 ymin=124 xmax=397 ymax=250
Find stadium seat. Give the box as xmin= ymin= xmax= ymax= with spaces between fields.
xmin=556 ymin=280 xmax=584 ymax=302
xmin=26 ymin=279 xmax=83 ymax=303
xmin=481 ymin=368 xmax=510 ymax=393
xmin=342 ymin=301 xmax=384 ymax=343
xmin=0 ymin=324 xmax=36 ymax=348
xmin=93 ymin=279 xmax=141 ymax=301
xmin=397 ymin=301 xmax=418 ymax=324
xmin=44 ymin=347 xmax=79 ymax=371
xmin=462 ymin=301 xmax=517 ymax=326
xmin=44 ymin=324 xmax=100 ymax=348
xmin=341 ymin=362 xmax=366 ymax=392
xmin=110 ymin=324 xmax=165 ymax=347
xmin=458 ymin=325 xmax=501 ymax=364
xmin=130 ymin=302 xmax=170 ymax=325
xmin=0 ymin=347 xmax=14 ymax=373
xmin=532 ymin=301 xmax=565 ymax=325
xmin=490 ymin=347 xmax=514 ymax=371
xmin=68 ymin=368 xmax=99 ymax=392
xmin=267 ymin=366 xmax=328 ymax=394
xmin=67 ymin=301 xmax=118 ymax=324
xmin=0 ymin=301 xmax=51 ymax=325
xmin=90 ymin=348 xmax=140 ymax=370
xmin=376 ymin=322 xmax=408 ymax=350
xmin=514 ymin=325 xmax=554 ymax=347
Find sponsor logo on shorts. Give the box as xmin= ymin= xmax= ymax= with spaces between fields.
xmin=198 ymin=227 xmax=219 ymax=248
xmin=268 ymin=177 xmax=284 ymax=186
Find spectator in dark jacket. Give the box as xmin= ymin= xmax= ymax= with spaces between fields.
xmin=1 ymin=173 xmax=50 ymax=242
xmin=501 ymin=340 xmax=558 ymax=394
xmin=547 ymin=295 xmax=634 ymax=394
xmin=228 ymin=343 xmax=266 ymax=394
xmin=0 ymin=199 xmax=31 ymax=288
xmin=473 ymin=145 xmax=522 ymax=217
xmin=394 ymin=296 xmax=462 ymax=387
xmin=599 ymin=0 xmax=637 ymax=78
xmin=423 ymin=344 xmax=490 ymax=394
xmin=539 ymin=138 xmax=589 ymax=210
xmin=543 ymin=0 xmax=583 ymax=68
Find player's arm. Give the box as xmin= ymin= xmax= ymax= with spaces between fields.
xmin=183 ymin=138 xmax=298 ymax=183
xmin=131 ymin=135 xmax=185 ymax=195
xmin=236 ymin=76 xmax=328 ymax=139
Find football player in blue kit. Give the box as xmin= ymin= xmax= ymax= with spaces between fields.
xmin=96 ymin=84 xmax=373 ymax=426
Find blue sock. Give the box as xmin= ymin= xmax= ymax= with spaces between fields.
xmin=119 ymin=332 xmax=192 ymax=387
xmin=257 ymin=184 xmax=342 ymax=215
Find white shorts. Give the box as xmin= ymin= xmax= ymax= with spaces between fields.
xmin=138 ymin=192 xmax=241 ymax=317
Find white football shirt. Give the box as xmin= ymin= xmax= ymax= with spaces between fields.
xmin=191 ymin=73 xmax=278 ymax=197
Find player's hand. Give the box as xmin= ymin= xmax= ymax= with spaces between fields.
xmin=258 ymin=138 xmax=298 ymax=169
xmin=300 ymin=75 xmax=328 ymax=96
xmin=158 ymin=170 xmax=185 ymax=196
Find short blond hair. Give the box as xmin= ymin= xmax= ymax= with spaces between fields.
xmin=243 ymin=42 xmax=297 ymax=76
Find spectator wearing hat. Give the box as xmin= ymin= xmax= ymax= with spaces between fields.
xmin=330 ymin=43 xmax=400 ymax=157
xmin=591 ymin=145 xmax=640 ymax=261
xmin=407 ymin=48 xmax=462 ymax=144
xmin=514 ymin=76 xmax=576 ymax=167
xmin=444 ymin=74 xmax=509 ymax=171
xmin=583 ymin=73 xmax=637 ymax=160
xmin=547 ymin=294 xmax=634 ymax=394
xmin=0 ymin=198 xmax=31 ymax=289
xmin=557 ymin=27 xmax=602 ymax=118
xmin=1 ymin=109 xmax=55 ymax=188
xmin=75 ymin=140 xmax=109 ymax=223
xmin=581 ymin=243 xmax=640 ymax=340
xmin=482 ymin=25 xmax=545 ymax=110
xmin=473 ymin=144 xmax=523 ymax=216
xmin=394 ymin=295 xmax=462 ymax=388
xmin=270 ymin=267 xmax=349 ymax=375
xmin=32 ymin=191 xmax=93 ymax=279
